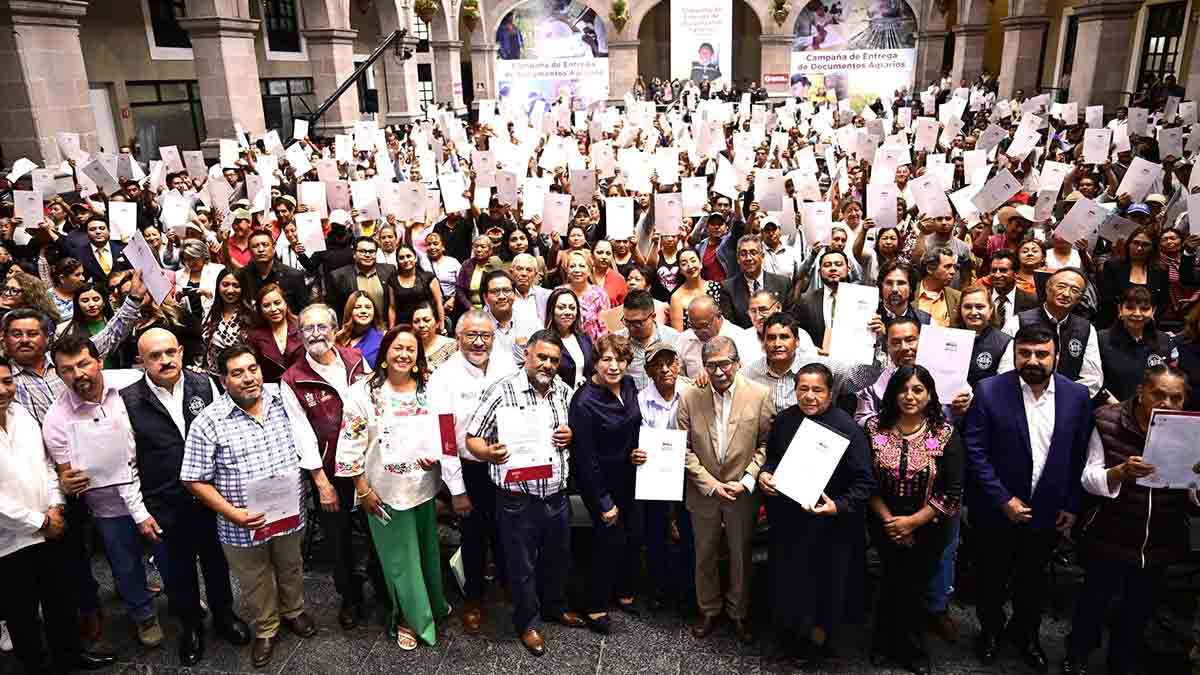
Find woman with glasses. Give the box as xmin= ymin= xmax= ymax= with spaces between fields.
xmin=338 ymin=327 xmax=462 ymax=651
xmin=245 ymin=283 xmax=303 ymax=383
xmin=1 ymin=269 xmax=59 ymax=329
xmin=864 ymin=365 xmax=963 ymax=675
xmin=757 ymin=363 xmax=874 ymax=667
xmin=334 ymin=291 xmax=385 ymax=370
xmin=568 ymin=335 xmax=643 ymax=633
xmin=174 ymin=239 xmax=225 ymax=321
xmin=1097 ymin=226 xmax=1170 ymax=330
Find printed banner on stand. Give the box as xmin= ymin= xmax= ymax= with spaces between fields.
xmin=671 ymin=0 xmax=734 ymax=86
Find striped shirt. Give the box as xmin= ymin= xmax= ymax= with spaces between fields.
xmin=465 ymin=370 xmax=571 ymax=498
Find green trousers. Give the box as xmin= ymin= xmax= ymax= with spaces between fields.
xmin=368 ymin=500 xmax=450 ymax=645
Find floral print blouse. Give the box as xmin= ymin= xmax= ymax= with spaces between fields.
xmin=865 ymin=416 xmax=963 ymax=519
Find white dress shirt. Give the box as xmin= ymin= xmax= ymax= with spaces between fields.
xmin=822 ymin=286 xmax=837 ymax=326
xmin=0 ymin=403 xmax=64 ymax=558
xmin=999 ymin=308 xmax=1104 ymax=397
xmin=1020 ymin=376 xmax=1056 ymax=492
xmin=1081 ymin=429 xmax=1124 ymax=499
xmin=306 ymin=351 xmax=350 ymax=402
xmin=709 ymin=379 xmax=757 ymax=494
xmin=426 ymin=350 xmax=517 ymax=465
xmin=146 ymin=373 xmax=219 ymax=440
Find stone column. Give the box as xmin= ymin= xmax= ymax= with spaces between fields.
xmin=950 ymin=23 xmax=989 ymax=84
xmin=997 ymin=15 xmax=1050 ymax=99
xmin=179 ymin=5 xmax=265 ymax=154
xmin=1182 ymin=9 xmax=1200 ymax=97
xmin=470 ymin=42 xmax=498 ymax=107
xmin=607 ymin=39 xmax=639 ymax=104
xmin=759 ymin=34 xmax=794 ymax=99
xmin=302 ymin=27 xmax=360 ymax=136
xmin=913 ymin=30 xmax=948 ymax=90
xmin=380 ymin=35 xmax=424 ymax=124
xmin=430 ymin=39 xmax=465 ymax=114
xmin=0 ymin=0 xmax=96 ymax=164
xmin=1069 ymin=0 xmax=1143 ymax=109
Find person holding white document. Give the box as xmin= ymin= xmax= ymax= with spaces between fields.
xmin=338 ymin=326 xmax=466 ymax=651
xmin=863 ymin=365 xmax=964 ymax=675
xmin=181 ymin=345 xmax=327 ymax=668
xmin=756 ymin=363 xmax=873 ymax=667
xmin=1063 ymin=365 xmax=1192 ymax=675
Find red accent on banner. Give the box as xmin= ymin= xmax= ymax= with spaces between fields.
xmin=439 ymin=413 xmax=457 ymax=456
xmin=253 ymin=514 xmax=301 ymax=541
xmin=504 ymin=464 xmax=553 ymax=483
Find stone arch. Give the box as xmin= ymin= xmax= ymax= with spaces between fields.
xmin=299 ymin=0 xmax=350 ymax=28
xmin=957 ymin=0 xmax=989 ymax=26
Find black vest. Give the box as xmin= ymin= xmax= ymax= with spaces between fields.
xmin=1017 ymin=307 xmax=1091 ymax=381
xmin=119 ymin=369 xmax=216 ymax=501
xmin=968 ymin=326 xmax=1012 ymax=387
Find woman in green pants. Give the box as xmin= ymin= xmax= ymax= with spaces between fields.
xmin=337 ymin=326 xmax=464 ymax=650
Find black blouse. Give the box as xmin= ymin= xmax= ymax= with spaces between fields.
xmin=864 ymin=417 xmax=963 ymax=519
xmin=568 ymin=376 xmax=642 ymax=515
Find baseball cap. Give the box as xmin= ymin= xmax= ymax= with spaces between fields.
xmin=644 ymin=343 xmax=678 ymax=366
xmin=329 ymin=209 xmax=351 ymax=226
xmin=762 ymin=217 xmax=780 ymax=230
xmin=706 ymin=211 xmax=727 ymax=223
xmin=1126 ymin=203 xmax=1152 ymax=216
xmin=1145 ymin=193 xmax=1168 ymax=206
xmin=231 ymin=209 xmax=252 ymax=222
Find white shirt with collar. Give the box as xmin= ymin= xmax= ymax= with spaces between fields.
xmin=998 ymin=306 xmax=1104 ymax=397
xmin=305 ymin=350 xmax=350 ymax=402
xmin=822 ymin=285 xmax=840 ymax=326
xmin=708 ymin=377 xmax=757 ymax=494
xmin=992 ymin=286 xmax=1017 ymax=330
xmin=742 ymin=271 xmax=766 ymax=295
xmin=1020 ymin=375 xmax=1056 ymax=493
xmin=146 ymin=372 xmax=219 ymax=440
xmin=0 ymin=403 xmax=65 ymax=558
xmin=427 ymin=350 xmax=518 ymax=462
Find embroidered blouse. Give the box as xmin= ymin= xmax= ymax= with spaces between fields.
xmin=865 ymin=416 xmax=963 ymax=519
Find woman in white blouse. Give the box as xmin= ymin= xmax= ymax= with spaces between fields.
xmin=337 ymin=327 xmax=465 ymax=651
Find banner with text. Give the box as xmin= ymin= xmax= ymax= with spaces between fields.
xmin=495 ymin=1 xmax=609 ymax=110
xmin=495 ymin=57 xmax=611 ymax=110
xmin=671 ymin=0 xmax=733 ymax=86
xmin=790 ymin=0 xmax=917 ymax=107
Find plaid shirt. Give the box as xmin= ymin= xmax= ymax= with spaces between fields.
xmin=180 ymin=384 xmax=319 ymax=547
xmin=744 ymin=350 xmax=881 ymax=411
xmin=465 ymin=370 xmax=571 ymax=498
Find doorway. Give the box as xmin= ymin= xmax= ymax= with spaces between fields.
xmin=89 ymin=84 xmax=120 ymax=154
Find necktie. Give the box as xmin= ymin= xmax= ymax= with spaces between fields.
xmin=97 ymin=247 xmax=111 ymax=275
xmin=751 ymin=279 xmax=760 ymax=294
xmin=995 ymin=294 xmax=1008 ymax=327
xmin=822 ymin=291 xmax=837 ymax=351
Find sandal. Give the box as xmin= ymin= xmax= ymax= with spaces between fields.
xmin=395 ymin=626 xmax=418 ymax=651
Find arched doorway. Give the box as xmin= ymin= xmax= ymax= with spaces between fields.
xmin=635 ymin=1 xmax=763 ymax=88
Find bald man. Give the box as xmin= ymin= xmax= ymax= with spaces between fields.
xmin=677 ymin=296 xmax=760 ymax=382
xmin=119 ymin=329 xmax=250 ymax=665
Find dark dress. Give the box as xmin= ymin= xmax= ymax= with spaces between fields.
xmin=1096 ymin=261 xmax=1170 ymax=329
xmin=762 ymin=405 xmax=875 ymax=635
xmin=387 ymin=270 xmax=436 ymax=326
xmin=568 ymin=376 xmax=643 ymax=613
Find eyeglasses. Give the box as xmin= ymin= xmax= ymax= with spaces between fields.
xmin=487 ymin=287 xmax=514 ymax=297
xmin=300 ymin=324 xmax=333 ymax=335
xmin=736 ymin=249 xmax=762 ymax=258
xmin=704 ymin=359 xmax=738 ymax=372
xmin=1049 ymin=283 xmax=1084 ymax=298
xmin=0 ymin=287 xmax=20 ymax=296
xmin=622 ymin=314 xmax=653 ymax=327
xmin=356 ymin=248 xmax=377 ymax=255
xmin=461 ymin=331 xmax=494 ymax=343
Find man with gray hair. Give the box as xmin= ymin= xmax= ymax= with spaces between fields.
xmin=280 ymin=303 xmax=375 ymax=630
xmin=719 ymin=235 xmax=791 ymax=329
xmin=916 ymin=246 xmax=962 ymax=328
xmin=175 ymin=238 xmax=223 ymax=320
xmin=677 ymin=335 xmax=775 ymax=644
xmin=509 ymin=253 xmax=550 ymax=341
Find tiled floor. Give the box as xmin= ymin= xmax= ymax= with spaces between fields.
xmin=2 ymin=524 xmax=1196 ymax=675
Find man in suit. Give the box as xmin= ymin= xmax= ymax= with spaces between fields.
xmin=76 ymin=220 xmax=130 ymax=292
xmin=964 ymin=323 xmax=1092 ymax=671
xmin=720 ymin=235 xmax=790 ymax=329
xmin=987 ymin=250 xmax=1038 ymax=331
xmin=120 ymin=329 xmax=251 ymax=665
xmin=327 ymin=236 xmax=396 ymax=323
xmin=916 ymin=247 xmax=963 ymax=328
xmin=236 ymin=229 xmax=309 ymax=312
xmin=677 ymin=336 xmax=776 ymax=644
xmin=791 ymin=249 xmax=849 ymax=352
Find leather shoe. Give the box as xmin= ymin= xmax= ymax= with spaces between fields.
xmin=905 ymin=659 xmax=932 ymax=675
xmin=928 ymin=611 xmax=959 ymax=643
xmin=975 ymin=633 xmax=999 ymax=664
xmin=541 ymin=611 xmax=585 ymax=628
xmin=519 ymin=628 xmax=545 ymax=656
xmin=65 ymin=649 xmax=116 ymax=671
xmin=732 ymin=619 xmax=753 ymax=644
xmin=339 ymin=601 xmax=362 ymax=630
xmin=584 ymin=614 xmax=611 ymax=635
xmin=462 ymin=601 xmax=483 ymax=635
xmin=1016 ymin=639 xmax=1049 ymax=672
xmin=177 ymin=623 xmax=205 ymax=666
xmin=691 ymin=614 xmax=718 ymax=638
xmin=1062 ymin=656 xmax=1089 ymax=675
xmin=284 ymin=612 xmax=318 ymax=639
xmin=214 ymin=614 xmax=252 ymax=646
xmin=251 ymin=636 xmax=275 ymax=668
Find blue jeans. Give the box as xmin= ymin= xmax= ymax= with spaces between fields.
xmin=496 ymin=490 xmax=571 ymax=634
xmin=93 ymin=515 xmax=156 ymax=623
xmin=925 ymin=512 xmax=960 ymax=614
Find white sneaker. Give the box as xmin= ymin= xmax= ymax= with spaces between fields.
xmin=0 ymin=620 xmax=12 ymax=651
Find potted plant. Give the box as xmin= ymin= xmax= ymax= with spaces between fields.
xmin=610 ymin=0 xmax=630 ymax=33
xmin=413 ymin=0 xmax=438 ymax=24
xmin=771 ymin=0 xmax=791 ymax=26
xmin=462 ymin=0 xmax=480 ymax=32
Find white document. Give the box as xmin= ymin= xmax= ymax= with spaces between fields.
xmin=543 ymin=192 xmax=572 ymax=235
xmin=293 ymin=118 xmax=309 ymax=140
xmin=1137 ymin=410 xmax=1200 ymax=489
xmin=682 ymin=176 xmax=708 ymax=216
xmin=654 ymin=192 xmax=684 ymax=235
xmin=1127 ymin=107 xmax=1149 ymax=136
xmin=971 ymin=169 xmax=1022 ymax=214
xmin=909 ymin=174 xmax=952 ymax=218
xmin=123 ymin=230 xmax=175 ymax=304
xmin=107 ymin=201 xmax=138 ymax=241
xmin=1115 ymin=157 xmax=1162 ymax=202
xmin=914 ymin=117 xmax=939 ymax=151
xmin=496 ymin=406 xmax=555 ymax=484
xmin=219 ymin=139 xmax=239 ymax=169
xmin=867 ymin=183 xmax=898 ymax=230
xmin=350 ymin=180 xmax=381 ymax=221
xmin=298 ymin=181 xmax=328 ymax=219
xmin=80 ymin=159 xmax=120 ymax=195
xmin=1040 ymin=161 xmax=1073 ymax=194
xmin=159 ymin=146 xmax=184 ymax=173
xmin=1085 ymin=105 xmax=1104 ymax=129
xmin=1054 ymin=197 xmax=1106 ymax=244
xmin=635 ymin=427 xmax=687 ymax=502
xmin=393 ymin=181 xmax=426 ymax=222
xmin=915 ymin=325 xmax=974 ymax=400
xmin=1082 ymin=129 xmax=1111 ymax=165
xmin=606 ymin=197 xmax=634 ymax=240
xmin=828 ymin=282 xmax=879 ymax=365
xmin=801 ymin=202 xmax=832 ymax=245
xmin=183 ymin=151 xmax=207 ymax=179
xmin=438 ymin=172 xmax=470 ymax=214
xmin=772 ymin=418 xmax=851 ymax=509
xmin=378 ymin=414 xmax=445 ymax=470
xmin=12 ymin=190 xmax=42 ymax=227
xmin=496 ymin=171 xmax=518 ymax=207
xmin=245 ymin=475 xmax=301 ymax=541
xmin=1159 ymin=126 xmax=1184 ymax=159
xmin=294 ymin=212 xmax=327 ymax=253
xmin=69 ymin=419 xmax=133 ymax=490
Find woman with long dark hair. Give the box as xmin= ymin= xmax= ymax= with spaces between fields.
xmin=1097 ymin=286 xmax=1176 ymax=404
xmin=865 ymin=365 xmax=964 ymax=675
xmin=202 ymin=267 xmax=251 ymax=373
xmin=388 ymin=243 xmax=444 ymax=327
xmin=337 ymin=326 xmax=462 ymax=651
xmin=244 ymin=283 xmax=303 ymax=383
xmin=334 ymin=291 xmax=385 ymax=370
xmin=1097 ymin=225 xmax=1170 ymax=329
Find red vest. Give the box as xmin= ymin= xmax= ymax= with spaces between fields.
xmin=281 ymin=346 xmax=369 ymax=474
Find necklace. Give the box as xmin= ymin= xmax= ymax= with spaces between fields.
xmin=896 ymin=419 xmax=926 ymax=437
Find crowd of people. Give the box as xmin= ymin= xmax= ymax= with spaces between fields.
xmin=0 ymin=70 xmax=1198 ymax=675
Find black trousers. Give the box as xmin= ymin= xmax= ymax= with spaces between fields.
xmin=148 ymin=492 xmax=235 ymax=625
xmin=871 ymin=519 xmax=948 ymax=665
xmin=643 ymin=500 xmax=695 ymax=604
xmin=0 ymin=540 xmax=82 ymax=675
xmin=62 ymin=494 xmax=100 ymax=615
xmin=461 ymin=460 xmax=506 ymax=600
xmin=974 ymin=521 xmax=1058 ymax=637
xmin=316 ymin=476 xmax=382 ymax=606
xmin=584 ymin=476 xmax=641 ymax=614
xmin=496 ymin=489 xmax=571 ymax=634
xmin=1067 ymin=557 xmax=1164 ymax=671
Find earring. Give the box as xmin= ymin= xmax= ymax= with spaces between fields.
xmin=411 ymin=366 xmax=419 ymax=374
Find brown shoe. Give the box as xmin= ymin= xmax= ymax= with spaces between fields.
xmin=732 ymin=619 xmax=753 ymax=644
xmin=462 ymin=601 xmax=483 ymax=635
xmin=541 ymin=611 xmax=585 ymax=628
xmin=251 ymin=636 xmax=275 ymax=667
xmin=929 ymin=611 xmax=959 ymax=643
xmin=284 ymin=612 xmax=317 ymax=638
xmin=691 ymin=614 xmax=718 ymax=638
xmin=519 ymin=628 xmax=545 ymax=656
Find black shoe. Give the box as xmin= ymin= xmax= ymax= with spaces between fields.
xmin=339 ymin=601 xmax=362 ymax=630
xmin=583 ymin=613 xmax=611 ymax=635
xmin=1015 ymin=638 xmax=1049 ymax=672
xmin=976 ymin=633 xmax=1000 ymax=664
xmin=616 ymin=599 xmax=641 ymax=616
xmin=1062 ymin=656 xmax=1089 ymax=675
xmin=214 ymin=614 xmax=252 ymax=646
xmin=65 ymin=649 xmax=117 ymax=671
xmin=251 ymin=636 xmax=275 ymax=668
xmin=178 ymin=623 xmax=205 ymax=666
xmin=905 ymin=659 xmax=932 ymax=675
xmin=284 ymin=612 xmax=318 ymax=638
xmin=795 ymin=641 xmax=833 ymax=668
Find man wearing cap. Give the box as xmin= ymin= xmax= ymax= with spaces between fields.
xmin=987 ymin=206 xmax=1035 ymax=267
xmin=692 ymin=203 xmax=746 ymax=283
xmin=719 ymin=235 xmax=791 ymax=329
xmin=235 ymin=229 xmax=309 ymax=312
xmin=272 ymin=195 xmax=297 ymax=237
xmin=225 ymin=210 xmax=254 ymax=269
xmin=760 ymin=218 xmax=802 ymax=285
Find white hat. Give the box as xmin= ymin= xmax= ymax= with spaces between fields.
xmin=329 ymin=209 xmax=351 ymax=226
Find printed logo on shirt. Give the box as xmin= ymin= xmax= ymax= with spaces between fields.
xmin=304 ymin=392 xmax=318 ymax=407
xmin=1147 ymin=354 xmax=1165 ymax=368
xmin=1068 ymin=338 xmax=1084 ymax=358
xmin=975 ymin=352 xmax=994 ymax=370
xmin=187 ymin=397 xmax=206 ymax=416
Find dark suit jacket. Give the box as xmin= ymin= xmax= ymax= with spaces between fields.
xmin=327 ymin=262 xmax=397 ymax=322
xmin=236 ymin=261 xmax=309 ymax=314
xmin=719 ymin=272 xmax=791 ymax=329
xmin=791 ymin=288 xmax=827 ymax=348
xmin=78 ymin=241 xmax=131 ymax=290
xmin=963 ymin=371 xmax=1093 ymax=531
xmin=557 ymin=331 xmax=594 ymax=386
